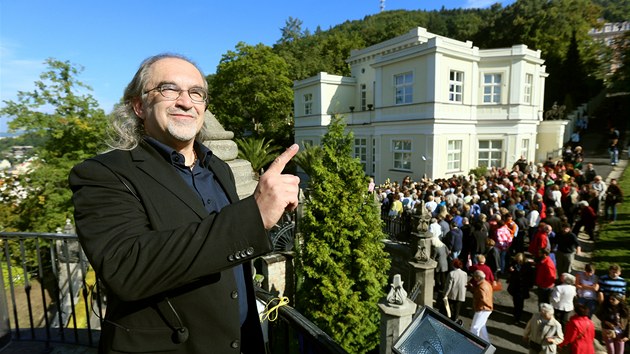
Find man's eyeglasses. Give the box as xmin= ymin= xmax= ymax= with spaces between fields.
xmin=143 ymin=84 xmax=207 ymax=104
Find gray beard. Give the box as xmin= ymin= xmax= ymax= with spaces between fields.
xmin=167 ymin=119 xmax=198 ymax=142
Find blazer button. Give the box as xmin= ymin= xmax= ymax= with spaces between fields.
xmin=239 ymin=250 xmax=247 ymax=258
xmin=231 ymin=340 xmax=239 ymax=349
xmin=228 ymin=254 xmax=235 ymax=262
xmin=246 ymin=247 xmax=254 ymax=256
xmin=234 ymin=252 xmax=242 ymax=260
xmin=231 ymin=290 xmax=238 ymax=299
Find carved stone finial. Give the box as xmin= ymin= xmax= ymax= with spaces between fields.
xmin=411 ymin=200 xmax=431 ymax=233
xmin=413 ymin=245 xmax=429 ymax=262
xmin=386 ymin=274 xmax=407 ymax=305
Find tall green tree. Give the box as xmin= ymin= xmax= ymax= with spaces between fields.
xmin=295 ymin=115 xmax=390 ymax=353
xmin=609 ymin=31 xmax=630 ymax=93
xmin=593 ymin=0 xmax=630 ymax=21
xmin=278 ymin=16 xmax=309 ymax=44
xmin=484 ymin=0 xmax=602 ymax=108
xmin=208 ymin=42 xmax=294 ymax=146
xmin=274 ymin=17 xmax=341 ymax=81
xmin=0 ymin=58 xmax=107 ymax=232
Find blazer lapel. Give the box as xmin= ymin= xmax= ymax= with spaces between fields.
xmin=131 ymin=143 xmax=209 ymax=218
xmin=207 ymin=156 xmax=240 ymax=203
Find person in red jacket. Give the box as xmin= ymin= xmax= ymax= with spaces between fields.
xmin=558 ymin=302 xmax=595 ymax=354
xmin=536 ymin=248 xmax=557 ymax=305
xmin=528 ymin=223 xmax=550 ymax=258
xmin=573 ymin=200 xmax=597 ymax=240
xmin=469 ymin=254 xmax=495 ymax=284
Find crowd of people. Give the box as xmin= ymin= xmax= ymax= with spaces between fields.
xmin=374 ymin=132 xmax=628 ymax=353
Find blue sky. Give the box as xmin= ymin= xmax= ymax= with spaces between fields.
xmin=0 ymin=0 xmax=514 ymax=133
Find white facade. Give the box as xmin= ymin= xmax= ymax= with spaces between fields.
xmin=293 ymin=27 xmax=548 ymax=182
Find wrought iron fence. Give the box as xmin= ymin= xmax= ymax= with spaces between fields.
xmin=381 ymin=210 xmax=413 ymax=243
xmin=256 ymin=289 xmax=347 ymax=354
xmin=0 ymin=231 xmax=103 ymax=349
xmin=269 ymin=211 xmax=297 ymax=252
xmin=0 ymin=231 xmax=345 ymax=353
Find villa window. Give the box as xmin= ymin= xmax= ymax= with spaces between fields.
xmin=394 ymin=72 xmax=413 ymax=104
xmin=361 ymin=84 xmax=367 ymax=111
xmin=354 ymin=138 xmax=368 ymax=172
xmin=393 ymin=139 xmax=412 ymax=170
xmin=304 ymin=93 xmax=313 ymax=115
xmin=372 ymin=138 xmax=377 ymax=175
xmin=447 ymin=140 xmax=462 ymax=171
xmin=478 ymin=140 xmax=503 ymax=167
xmin=524 ymin=73 xmax=533 ymax=104
xmin=449 ymin=70 xmax=464 ymax=102
xmin=520 ymin=139 xmax=530 ymax=161
xmin=483 ymin=73 xmax=501 ymax=103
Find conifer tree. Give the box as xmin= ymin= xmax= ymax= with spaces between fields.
xmin=295 ymin=115 xmax=390 ymax=353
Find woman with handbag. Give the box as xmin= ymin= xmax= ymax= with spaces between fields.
xmin=558 ymin=302 xmax=595 ymax=354
xmin=523 ymin=303 xmax=564 ymax=354
xmin=596 ymin=293 xmax=629 ymax=354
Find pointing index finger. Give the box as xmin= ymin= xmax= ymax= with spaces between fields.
xmin=265 ymin=144 xmax=299 ymax=175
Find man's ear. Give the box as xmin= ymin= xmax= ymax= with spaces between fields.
xmin=132 ymin=98 xmax=144 ymax=119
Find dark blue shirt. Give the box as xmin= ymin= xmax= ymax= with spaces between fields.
xmin=145 ymin=137 xmax=248 ymax=325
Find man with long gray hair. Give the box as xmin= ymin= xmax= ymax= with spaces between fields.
xmin=69 ymin=53 xmax=300 ymax=353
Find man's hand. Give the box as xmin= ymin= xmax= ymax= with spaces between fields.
xmin=254 ymin=144 xmax=300 ymax=230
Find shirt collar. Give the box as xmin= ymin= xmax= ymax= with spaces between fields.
xmin=143 ymin=136 xmax=213 ymax=167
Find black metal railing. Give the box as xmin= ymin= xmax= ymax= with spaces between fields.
xmin=381 ymin=210 xmax=413 ymax=243
xmin=269 ymin=211 xmax=297 ymax=252
xmin=256 ymin=289 xmax=347 ymax=354
xmin=0 ymin=231 xmax=346 ymax=353
xmin=0 ymin=231 xmax=103 ymax=349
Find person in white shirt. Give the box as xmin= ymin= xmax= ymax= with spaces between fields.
xmin=425 ymin=195 xmax=438 ymax=215
xmin=591 ymin=175 xmax=607 ymax=202
xmin=551 ymin=273 xmax=577 ymax=327
xmin=428 ymin=217 xmax=442 ymax=239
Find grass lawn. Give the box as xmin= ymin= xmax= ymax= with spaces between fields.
xmin=594 ymin=167 xmax=630 ymax=279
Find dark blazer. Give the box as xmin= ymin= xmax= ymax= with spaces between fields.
xmin=69 ymin=141 xmax=270 ymax=354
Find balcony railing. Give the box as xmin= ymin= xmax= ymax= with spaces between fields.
xmin=381 ymin=210 xmax=413 ymax=243
xmin=0 ymin=231 xmax=347 ymax=353
xmin=0 ymin=231 xmax=103 ymax=350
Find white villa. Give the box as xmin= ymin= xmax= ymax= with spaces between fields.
xmin=293 ymin=27 xmax=557 ymax=183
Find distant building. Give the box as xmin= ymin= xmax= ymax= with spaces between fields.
xmin=11 ymin=146 xmax=34 ymax=159
xmin=293 ymin=27 xmax=550 ymax=182
xmin=589 ymin=21 xmax=630 ymax=46
xmin=589 ymin=21 xmax=630 ymax=74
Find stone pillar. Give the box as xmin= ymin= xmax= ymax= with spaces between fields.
xmin=201 ymin=111 xmax=258 ymax=199
xmin=408 ymin=258 xmax=437 ymax=308
xmin=407 ymin=202 xmax=437 ymax=308
xmin=259 ymin=253 xmax=295 ymax=300
xmin=378 ymin=299 xmax=417 ymax=354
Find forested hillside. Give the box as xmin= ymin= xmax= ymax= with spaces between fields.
xmin=208 ymin=0 xmax=629 ymax=144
